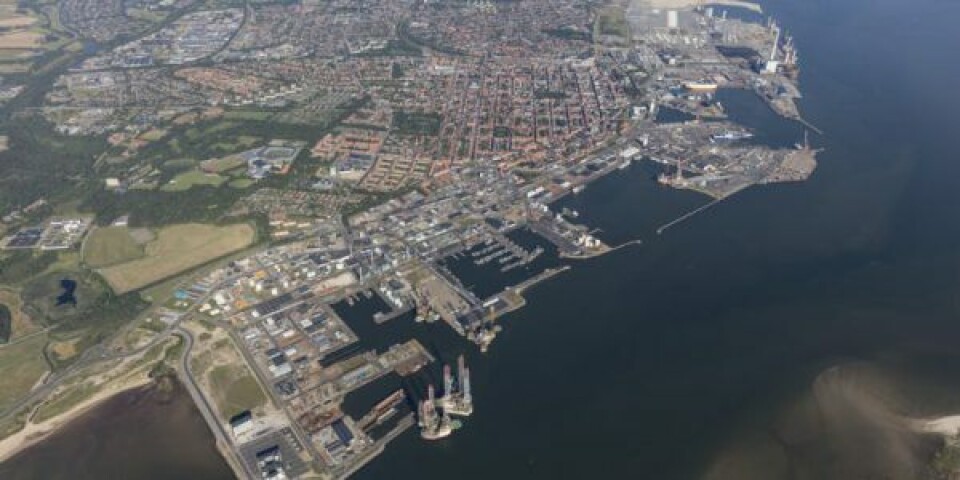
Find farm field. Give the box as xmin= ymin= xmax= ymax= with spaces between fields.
xmin=98 ymin=223 xmax=256 ymax=294
xmin=82 ymin=226 xmax=146 ymax=268
xmin=0 ymin=15 xmax=36 ymax=28
xmin=0 ymin=31 xmax=43 ymax=49
xmin=160 ymin=169 xmax=228 ymax=192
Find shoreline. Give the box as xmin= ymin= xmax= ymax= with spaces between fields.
xmin=0 ymin=374 xmax=152 ymax=463
xmin=915 ymin=415 xmax=960 ymax=437
xmin=648 ymin=0 xmax=762 ymax=13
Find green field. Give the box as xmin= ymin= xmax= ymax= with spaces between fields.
xmin=83 ymin=226 xmax=145 ymax=268
xmin=228 ymin=178 xmax=254 ymax=189
xmin=21 ymin=270 xmax=104 ymax=323
xmin=597 ymin=7 xmax=629 ymax=37
xmin=392 ymin=110 xmax=443 ymax=136
xmin=0 ymin=304 xmax=10 ymax=343
xmin=208 ymin=364 xmax=267 ymax=419
xmin=138 ymin=129 xmax=167 ymax=142
xmin=160 ymin=158 xmax=197 ymax=172
xmin=99 ymin=223 xmax=256 ymax=294
xmin=0 ymin=288 xmax=37 ymax=342
xmin=0 ymin=251 xmax=57 ymax=286
xmin=160 ymin=170 xmax=227 ymax=192
xmin=210 ymin=135 xmax=261 ymax=153
xmin=222 ymin=109 xmax=275 ymax=122
xmin=0 ymin=333 xmax=49 ymax=412
xmin=199 ymin=155 xmax=246 ymax=174
xmin=32 ymin=381 xmax=95 ymax=423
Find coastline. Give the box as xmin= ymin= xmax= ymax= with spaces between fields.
xmin=648 ymin=0 xmax=762 ymax=13
xmin=916 ymin=415 xmax=960 ymax=437
xmin=0 ymin=373 xmax=152 ymax=463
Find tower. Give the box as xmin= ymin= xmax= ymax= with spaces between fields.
xmin=418 ymin=399 xmax=432 ymax=427
xmin=462 ymin=367 xmax=472 ymax=404
xmin=783 ymin=35 xmax=798 ymax=66
xmin=457 ymin=355 xmax=467 ymax=393
xmin=443 ymin=365 xmax=454 ymax=399
xmin=769 ymin=21 xmax=780 ymax=62
xmin=459 ymin=355 xmax=472 ymax=405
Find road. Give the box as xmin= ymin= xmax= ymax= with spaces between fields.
xmin=0 ymin=237 xmax=284 ymax=422
xmin=0 ymin=324 xmax=180 ymax=420
xmin=224 ymin=325 xmax=324 ymax=473
xmin=175 ymin=326 xmax=257 ymax=480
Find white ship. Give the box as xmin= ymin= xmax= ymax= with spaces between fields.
xmin=709 ymin=131 xmax=754 ymax=143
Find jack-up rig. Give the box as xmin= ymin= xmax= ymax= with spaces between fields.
xmin=419 ymin=355 xmax=474 ymax=440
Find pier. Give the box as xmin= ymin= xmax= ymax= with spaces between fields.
xmin=472 ymin=233 xmax=542 ymax=270
xmin=333 ymin=414 xmax=416 ymax=480
xmin=529 ymin=219 xmax=582 ymax=256
xmin=656 ymin=197 xmax=728 ymax=235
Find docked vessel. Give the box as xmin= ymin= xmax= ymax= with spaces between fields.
xmin=683 ymin=81 xmax=718 ymax=91
xmin=709 ymin=131 xmax=754 ymax=143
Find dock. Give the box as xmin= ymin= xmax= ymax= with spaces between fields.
xmin=333 ymin=414 xmax=415 ymax=480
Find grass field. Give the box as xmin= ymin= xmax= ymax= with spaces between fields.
xmin=161 ymin=158 xmax=197 ymax=171
xmin=228 ymin=178 xmax=254 ymax=189
xmin=138 ymin=129 xmax=168 ymax=142
xmin=0 ymin=31 xmax=42 ymax=48
xmin=199 ymin=155 xmax=246 ymax=174
xmin=0 ymin=15 xmax=36 ymax=28
xmin=47 ymin=337 xmax=80 ymax=363
xmin=0 ymin=48 xmax=34 ymax=60
xmin=0 ymin=289 xmax=39 ymax=341
xmin=0 ymin=333 xmax=49 ymax=412
xmin=83 ymin=226 xmax=146 ymax=268
xmin=160 ymin=169 xmax=227 ymax=192
xmin=0 ymin=62 xmax=30 ymax=73
xmin=40 ymin=251 xmax=82 ymax=276
xmin=211 ymin=135 xmax=260 ymax=152
xmin=183 ymin=121 xmax=240 ymax=141
xmin=597 ymin=7 xmax=629 ymax=38
xmin=222 ymin=109 xmax=275 ymax=122
xmin=208 ymin=364 xmax=266 ymax=419
xmin=99 ymin=223 xmax=256 ymax=294
xmin=32 ymin=382 xmax=94 ymax=423
xmin=31 ymin=337 xmax=178 ymax=423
